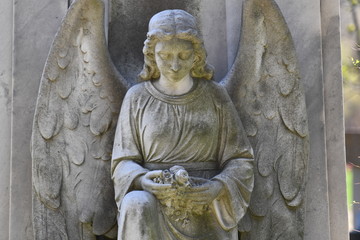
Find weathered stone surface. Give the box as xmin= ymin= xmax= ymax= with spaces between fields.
xmin=111 ymin=5 xmax=309 ymax=239
xmin=0 ymin=0 xmax=13 ymax=239
xmin=280 ymin=0 xmax=348 ymax=239
xmin=281 ymin=1 xmax=348 ymax=239
xmin=31 ymin=0 xmax=126 ymax=239
xmin=109 ymin=0 xmax=235 ymax=82
xmin=0 ymin=0 xmax=347 ymax=239
xmin=276 ymin=1 xmax=333 ymax=239
xmin=224 ymin=0 xmax=242 ymax=69
xmin=197 ymin=0 xmax=228 ymax=80
xmin=112 ymin=10 xmax=255 ymax=239
xmin=321 ymin=0 xmax=349 ymax=239
xmin=109 ymin=0 xmax=201 ymax=85
xmin=109 ymin=2 xmax=348 ymax=239
xmin=11 ymin=0 xmax=67 ymax=239
xmin=224 ymin=1 xmax=309 ymax=238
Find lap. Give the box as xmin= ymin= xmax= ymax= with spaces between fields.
xmin=120 ymin=191 xmax=159 ymax=216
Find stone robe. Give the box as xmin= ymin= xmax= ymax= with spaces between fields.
xmin=111 ymin=79 xmax=254 ymax=240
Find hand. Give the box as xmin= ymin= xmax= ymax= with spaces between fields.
xmin=183 ymin=179 xmax=224 ymax=205
xmin=140 ymin=170 xmax=176 ymax=200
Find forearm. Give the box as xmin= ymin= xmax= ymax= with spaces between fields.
xmin=112 ymin=160 xmax=148 ymax=207
xmin=133 ymin=174 xmax=145 ymax=190
xmin=212 ymin=158 xmax=254 ymax=227
xmin=213 ymin=158 xmax=254 ymax=186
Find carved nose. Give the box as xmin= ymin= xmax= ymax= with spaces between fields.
xmin=171 ymin=58 xmax=180 ymax=72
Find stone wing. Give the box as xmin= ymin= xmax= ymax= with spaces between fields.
xmin=31 ymin=0 xmax=128 ymax=238
xmin=221 ymin=0 xmax=309 ymax=239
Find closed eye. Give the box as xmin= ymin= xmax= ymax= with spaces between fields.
xmin=158 ymin=52 xmax=171 ymax=60
xmin=179 ymin=51 xmax=193 ymax=60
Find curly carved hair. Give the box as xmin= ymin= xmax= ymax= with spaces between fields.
xmin=139 ymin=10 xmax=214 ymax=81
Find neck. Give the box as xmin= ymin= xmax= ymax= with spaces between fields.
xmin=154 ymin=75 xmax=194 ymax=95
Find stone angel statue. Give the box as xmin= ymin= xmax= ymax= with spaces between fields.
xmin=31 ymin=0 xmax=308 ymax=240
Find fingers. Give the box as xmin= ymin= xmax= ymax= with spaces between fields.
xmin=144 ymin=170 xmax=163 ymax=179
xmin=182 ymin=181 xmax=221 ymax=204
xmin=154 ymin=189 xmax=177 ymax=200
xmin=186 ymin=185 xmax=209 ymax=192
xmin=140 ymin=173 xmax=219 ymax=205
xmin=142 ymin=180 xmax=172 ymax=192
xmin=183 ymin=189 xmax=211 ymax=200
xmin=142 ymin=170 xmax=169 ymax=190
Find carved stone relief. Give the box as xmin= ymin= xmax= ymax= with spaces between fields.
xmin=32 ymin=0 xmax=308 ymax=239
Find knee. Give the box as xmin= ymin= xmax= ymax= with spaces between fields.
xmin=120 ymin=191 xmax=157 ymax=212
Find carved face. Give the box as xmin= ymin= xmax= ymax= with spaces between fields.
xmin=154 ymin=38 xmax=195 ymax=82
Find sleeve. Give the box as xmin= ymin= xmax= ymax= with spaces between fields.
xmin=217 ymin=89 xmax=254 ymax=167
xmin=212 ymin=159 xmax=254 ymax=230
xmin=111 ymin=92 xmax=143 ymax=173
xmin=111 ymin=91 xmax=148 ymax=209
xmin=212 ymin=88 xmax=254 ymax=230
xmin=112 ymin=160 xmax=148 ymax=209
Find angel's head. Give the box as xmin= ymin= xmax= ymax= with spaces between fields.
xmin=139 ymin=9 xmax=214 ymax=81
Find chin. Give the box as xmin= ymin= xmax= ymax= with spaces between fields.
xmin=165 ymin=75 xmax=185 ymax=82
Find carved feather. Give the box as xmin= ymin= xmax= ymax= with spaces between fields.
xmin=221 ymin=0 xmax=308 ymax=239
xmin=32 ymin=0 xmax=127 ymax=239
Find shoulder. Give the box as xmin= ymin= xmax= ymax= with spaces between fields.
xmin=124 ymin=82 xmax=147 ymax=98
xmin=122 ymin=82 xmax=152 ymax=103
xmin=120 ymin=82 xmax=150 ymax=109
xmin=200 ymin=79 xmax=232 ymax=103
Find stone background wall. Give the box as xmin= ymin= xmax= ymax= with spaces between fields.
xmin=0 ymin=0 xmax=348 ymax=239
